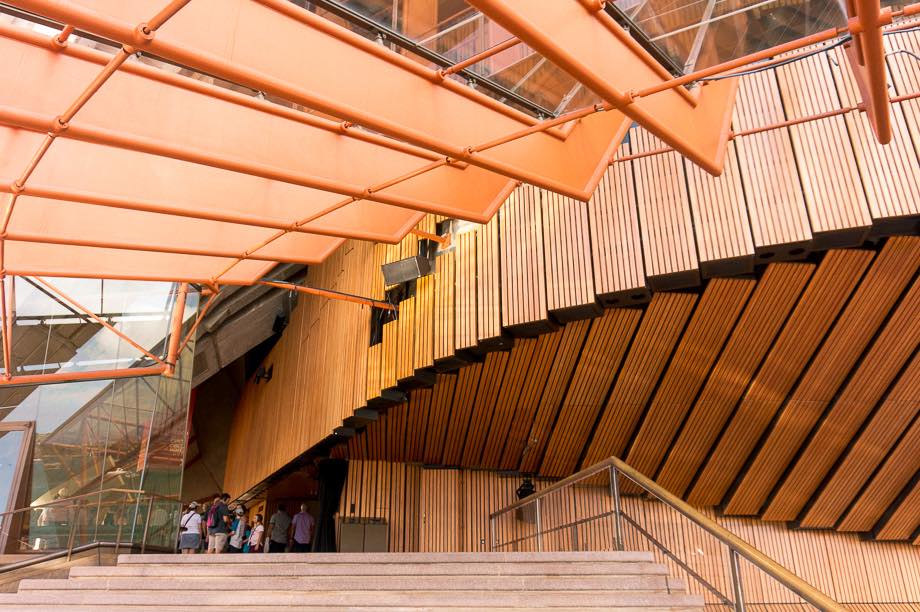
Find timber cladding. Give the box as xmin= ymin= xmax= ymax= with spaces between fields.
xmin=225 ymin=31 xmax=920 ymax=544
xmin=342 ymin=238 xmax=920 ymax=544
xmin=340 ymin=459 xmax=920 ymax=608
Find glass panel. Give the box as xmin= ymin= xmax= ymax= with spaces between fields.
xmin=0 ymin=430 xmax=24 ymax=512
xmin=616 ymin=0 xmax=849 ymax=70
xmin=0 ymin=279 xmax=199 ymax=553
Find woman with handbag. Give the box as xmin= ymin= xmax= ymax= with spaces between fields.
xmin=178 ymin=501 xmax=203 ymax=554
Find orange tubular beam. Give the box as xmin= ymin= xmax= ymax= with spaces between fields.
xmin=164 ymin=282 xmax=189 ymax=375
xmin=410 ymin=229 xmax=450 ymax=245
xmin=846 ymin=0 xmax=894 ymax=143
xmin=440 ymin=37 xmax=521 ymax=77
xmin=5 ymin=0 xmax=619 ymax=200
xmin=258 ymin=280 xmax=396 ymax=312
xmin=0 ymin=275 xmax=11 ymax=380
xmin=0 ymin=365 xmax=167 ymax=387
xmin=33 ymin=276 xmax=167 ymax=366
xmin=176 ymin=288 xmax=219 ymax=357
xmin=0 ymin=105 xmax=456 ymax=217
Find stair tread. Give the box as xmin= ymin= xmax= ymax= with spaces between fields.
xmin=68 ymin=561 xmax=670 ymax=577
xmin=117 ymin=551 xmax=656 ymax=564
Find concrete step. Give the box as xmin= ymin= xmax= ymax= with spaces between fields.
xmin=68 ymin=560 xmax=669 ymax=577
xmin=116 ymin=551 xmax=656 ymax=565
xmin=20 ymin=574 xmax=686 ymax=592
xmin=0 ymin=589 xmax=705 ymax=608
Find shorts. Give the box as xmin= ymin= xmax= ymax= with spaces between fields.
xmin=291 ymin=541 xmax=311 ymax=553
xmin=268 ymin=540 xmax=287 ymax=553
xmin=207 ymin=532 xmax=229 ymax=553
xmin=179 ymin=532 xmax=200 ymax=550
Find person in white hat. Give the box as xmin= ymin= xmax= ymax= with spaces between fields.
xmin=178 ymin=501 xmax=203 ymax=554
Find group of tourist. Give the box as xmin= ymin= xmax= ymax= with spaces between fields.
xmin=178 ymin=493 xmax=315 ymax=555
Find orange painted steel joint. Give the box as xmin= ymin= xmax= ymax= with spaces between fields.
xmin=165 ymin=282 xmax=189 ymax=376
xmin=258 ymin=280 xmax=397 ymax=312
xmin=844 ymin=0 xmax=894 ymax=143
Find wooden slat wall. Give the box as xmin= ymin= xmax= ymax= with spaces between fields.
xmin=732 ymin=70 xmax=813 ymax=259
xmin=476 ymin=215 xmax=502 ymax=344
xmin=830 ymin=44 xmax=920 ymax=232
xmin=519 ymin=319 xmax=591 ymax=474
xmin=764 ymin=242 xmax=920 ymax=521
xmin=499 ymin=185 xmax=549 ymax=332
xmin=625 ymin=278 xmax=755 ymax=477
xmin=729 ymin=236 xmax=920 ymax=515
xmin=684 ymin=141 xmax=756 ymax=277
xmin=541 ymin=189 xmax=598 ymax=319
xmin=630 ymin=127 xmax=700 ymax=290
xmin=454 ymin=230 xmax=478 ymax=352
xmin=581 ymin=293 xmax=697 ymax=469
xmin=227 ymin=37 xmax=920 ymax=535
xmin=540 ymin=309 xmax=641 ymax=477
xmin=440 ymin=362 xmax=484 ymax=466
xmin=433 ymin=250 xmax=455 ymax=362
xmin=587 ymin=150 xmax=648 ymax=306
xmin=461 ymin=351 xmax=510 ymax=467
xmin=224 ymin=241 xmax=374 ymax=497
xmin=801 ymin=351 xmax=920 ymax=529
xmin=886 ymin=29 xmax=920 ymax=158
xmin=776 ymin=50 xmax=872 ymax=248
xmin=655 ymin=263 xmax=814 ymax=497
xmin=340 ymin=459 xmax=920 ymax=607
xmin=688 ymin=249 xmax=873 ymax=508
xmin=839 ymin=413 xmax=920 ymax=534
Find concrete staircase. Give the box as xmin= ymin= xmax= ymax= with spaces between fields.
xmin=0 ymin=551 xmax=705 ymax=611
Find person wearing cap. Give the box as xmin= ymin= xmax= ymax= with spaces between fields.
xmin=228 ymin=505 xmax=248 ymax=553
xmin=178 ymin=501 xmax=203 ymax=554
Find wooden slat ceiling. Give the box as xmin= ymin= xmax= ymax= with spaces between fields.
xmin=343 ymin=237 xmax=920 ymax=543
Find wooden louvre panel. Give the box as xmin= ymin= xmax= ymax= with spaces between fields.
xmin=630 ymin=127 xmax=700 ymax=291
xmin=440 ymin=362 xmax=485 ymax=466
xmin=683 ymin=141 xmax=755 ymax=277
xmin=541 ymin=188 xmax=599 ymax=321
xmin=519 ymin=319 xmax=591 ymax=474
xmin=422 ymin=374 xmax=458 ymax=464
xmin=419 ymin=468 xmax=461 ymax=553
xmin=539 ymin=308 xmax=641 ymax=477
xmin=732 ymin=70 xmax=813 ymax=260
xmin=775 ymin=50 xmax=871 ymax=248
xmin=580 ymin=293 xmax=697 ymax=469
xmin=885 ymin=29 xmax=920 ymax=158
xmin=689 ymin=249 xmax=873 ymax=508
xmin=433 ymin=250 xmax=455 ymax=362
xmin=829 ymin=45 xmax=920 ymax=233
xmin=728 ymin=237 xmax=920 ymax=516
xmin=454 ymin=230 xmax=478 ymax=352
xmin=874 ymin=478 xmax=920 ymax=542
xmin=499 ymin=331 xmax=565 ymax=471
xmin=460 ymin=351 xmax=511 ymax=467
xmin=476 ymin=215 xmax=503 ymax=346
xmin=395 ymin=294 xmax=415 ymax=383
xmin=655 ymin=263 xmax=814 ymax=497
xmin=404 ymin=388 xmax=433 ymax=464
xmin=801 ymin=351 xmax=920 ymax=528
xmin=413 ymin=274 xmax=435 ymax=372
xmin=588 ymin=148 xmax=649 ymax=306
xmin=499 ymin=185 xmax=550 ymax=333
xmin=838 ymin=414 xmax=920 ymax=535
xmin=479 ymin=338 xmax=538 ymax=470
xmin=625 ymin=278 xmax=755 ymax=479
xmin=380 ymin=320 xmax=398 ymax=391
xmin=766 ymin=273 xmax=920 ymax=521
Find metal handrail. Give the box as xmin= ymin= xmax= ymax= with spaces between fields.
xmin=489 ymin=456 xmax=845 ymax=612
xmin=0 ymin=488 xmax=147 ymax=518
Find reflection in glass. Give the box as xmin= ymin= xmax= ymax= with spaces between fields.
xmin=0 ymin=278 xmax=199 ymax=553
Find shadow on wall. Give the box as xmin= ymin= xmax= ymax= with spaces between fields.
xmin=182 ymin=358 xmax=246 ymax=502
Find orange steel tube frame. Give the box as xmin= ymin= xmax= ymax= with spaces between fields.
xmin=176 ymin=287 xmax=219 ymax=357
xmin=440 ymin=37 xmax=521 ymax=77
xmin=164 ymin=282 xmax=189 ymax=375
xmin=0 ymin=274 xmax=192 ymax=386
xmin=33 ymin=276 xmax=167 ymax=366
xmin=258 ymin=280 xmax=396 ymax=312
xmin=611 ymin=90 xmax=920 ymax=163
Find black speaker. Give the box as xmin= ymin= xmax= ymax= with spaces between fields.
xmin=381 ymin=255 xmax=432 ymax=286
